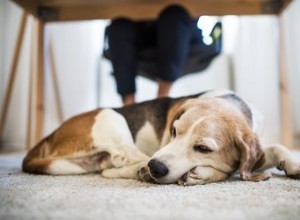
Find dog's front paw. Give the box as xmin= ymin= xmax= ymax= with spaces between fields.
xmin=177 ymin=169 xmax=207 ymax=186
xmin=178 ymin=166 xmax=229 ymax=186
xmin=279 ymin=160 xmax=300 ymax=179
xmin=111 ymin=154 xmax=129 ymax=168
xmin=137 ymin=166 xmax=155 ymax=183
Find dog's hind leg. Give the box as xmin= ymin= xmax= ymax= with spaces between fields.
xmin=258 ymin=144 xmax=300 ymax=179
xmin=23 ymin=152 xmax=111 ymax=175
xmin=23 ymin=136 xmax=112 ymax=175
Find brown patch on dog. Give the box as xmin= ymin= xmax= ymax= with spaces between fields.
xmin=22 ymin=137 xmax=52 ymax=174
xmin=23 ymin=109 xmax=102 ymax=174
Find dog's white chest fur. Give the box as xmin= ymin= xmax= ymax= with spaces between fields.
xmin=135 ymin=121 xmax=160 ymax=156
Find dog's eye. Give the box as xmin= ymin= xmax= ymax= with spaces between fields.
xmin=193 ymin=145 xmax=213 ymax=153
xmin=172 ymin=127 xmax=177 ymax=137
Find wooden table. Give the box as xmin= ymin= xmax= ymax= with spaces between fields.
xmin=2 ymin=0 xmax=293 ymax=148
xmin=10 ymin=0 xmax=292 ymax=21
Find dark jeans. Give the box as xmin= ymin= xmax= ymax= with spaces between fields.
xmin=106 ymin=5 xmax=205 ymax=97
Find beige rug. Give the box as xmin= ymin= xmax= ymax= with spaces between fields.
xmin=0 ymin=152 xmax=300 ymax=220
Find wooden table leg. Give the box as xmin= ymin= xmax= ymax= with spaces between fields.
xmin=34 ymin=19 xmax=45 ymax=145
xmin=0 ymin=12 xmax=28 ymax=143
xmin=279 ymin=14 xmax=293 ymax=148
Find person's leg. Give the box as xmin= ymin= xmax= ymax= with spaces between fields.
xmin=157 ymin=5 xmax=193 ymax=97
xmin=122 ymin=94 xmax=135 ymax=106
xmin=107 ymin=18 xmax=139 ymax=105
xmin=157 ymin=80 xmax=173 ymax=98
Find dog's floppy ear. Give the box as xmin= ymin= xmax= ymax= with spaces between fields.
xmin=235 ymin=130 xmax=271 ymax=181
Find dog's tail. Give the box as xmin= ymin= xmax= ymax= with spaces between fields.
xmin=22 ymin=136 xmax=52 ymax=174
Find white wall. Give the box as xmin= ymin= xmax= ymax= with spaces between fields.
xmin=284 ymin=0 xmax=300 ymax=148
xmin=44 ymin=20 xmax=106 ymax=134
xmin=0 ymin=1 xmax=299 ymax=150
xmin=0 ymin=1 xmax=4 ymax=92
xmin=0 ymin=1 xmax=32 ymax=149
xmin=232 ymin=15 xmax=281 ymax=145
xmin=0 ymin=1 xmax=106 ymax=149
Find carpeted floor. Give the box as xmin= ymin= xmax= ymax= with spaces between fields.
xmin=0 ymin=152 xmax=300 ymax=220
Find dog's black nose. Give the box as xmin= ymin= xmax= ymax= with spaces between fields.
xmin=148 ymin=159 xmax=169 ymax=178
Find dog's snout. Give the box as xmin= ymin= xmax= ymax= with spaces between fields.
xmin=148 ymin=159 xmax=169 ymax=178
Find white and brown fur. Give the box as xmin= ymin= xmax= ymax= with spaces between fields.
xmin=23 ymin=90 xmax=300 ymax=185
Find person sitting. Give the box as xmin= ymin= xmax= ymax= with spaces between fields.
xmin=106 ymin=5 xmax=221 ymax=105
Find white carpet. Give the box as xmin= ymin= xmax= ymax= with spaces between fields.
xmin=1 ymin=152 xmax=300 ymax=220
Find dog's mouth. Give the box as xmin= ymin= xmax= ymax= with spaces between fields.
xmin=147 ymin=171 xmax=181 ymax=184
xmin=148 ymin=168 xmax=193 ymax=184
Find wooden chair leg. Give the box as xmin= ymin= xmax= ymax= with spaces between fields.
xmin=34 ymin=19 xmax=45 ymax=145
xmin=49 ymin=37 xmax=64 ymax=123
xmin=26 ymin=55 xmax=34 ymax=150
xmin=26 ymin=21 xmax=37 ymax=150
xmin=0 ymin=12 xmax=28 ymax=143
xmin=279 ymin=14 xmax=293 ymax=148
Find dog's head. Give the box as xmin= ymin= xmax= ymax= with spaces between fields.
xmin=148 ymin=97 xmax=269 ymax=184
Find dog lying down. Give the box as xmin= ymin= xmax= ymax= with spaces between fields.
xmin=22 ymin=90 xmax=300 ymax=185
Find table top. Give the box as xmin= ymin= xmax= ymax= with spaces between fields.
xmin=12 ymin=0 xmax=292 ymax=22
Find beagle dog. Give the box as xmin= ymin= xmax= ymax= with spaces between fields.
xmin=22 ymin=90 xmax=300 ymax=185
